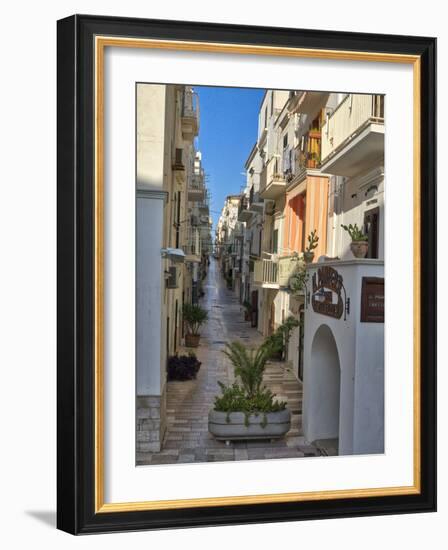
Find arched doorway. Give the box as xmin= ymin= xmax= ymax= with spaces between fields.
xmin=310 ymin=324 xmax=341 ymax=450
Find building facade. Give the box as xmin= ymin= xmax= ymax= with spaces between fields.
xmin=136 ymin=84 xmax=211 ymax=452
xmin=219 ymin=89 xmax=385 ymax=456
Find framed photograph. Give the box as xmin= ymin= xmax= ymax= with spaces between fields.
xmin=57 ymin=14 xmax=436 ymax=534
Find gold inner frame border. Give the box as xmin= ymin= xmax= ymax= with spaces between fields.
xmin=94 ymin=35 xmax=421 ymax=513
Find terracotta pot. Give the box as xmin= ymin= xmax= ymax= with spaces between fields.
xmin=185 ymin=333 xmax=200 ymax=348
xmin=350 ymin=241 xmax=369 ymax=258
xmin=303 ymin=251 xmax=314 ymax=264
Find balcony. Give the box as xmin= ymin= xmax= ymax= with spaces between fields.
xmin=321 ymin=94 xmax=384 ymax=177
xmin=184 ymin=227 xmax=201 ymax=263
xmin=294 ymin=91 xmax=330 ymax=116
xmin=259 ymin=157 xmax=286 ymax=200
xmin=187 ymin=174 xmax=205 ymax=202
xmin=238 ymin=195 xmax=253 ymax=222
xmin=254 ymin=258 xmax=279 ymax=288
xmin=254 ymin=255 xmax=304 ymax=289
xmin=278 ymin=255 xmax=304 ymax=288
xmin=181 ymin=88 xmax=199 ymax=141
xmin=247 ymin=186 xmax=264 ymax=214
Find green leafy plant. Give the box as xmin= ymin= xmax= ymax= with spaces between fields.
xmin=222 ymin=341 xmax=272 ymax=398
xmin=213 ymin=382 xmax=286 ymax=427
xmin=182 ymin=303 xmax=208 ymax=335
xmin=242 ymin=300 xmax=253 ymax=314
xmin=341 ymin=223 xmax=368 ymax=242
xmin=305 ymin=229 xmax=319 ymax=253
xmin=289 ymin=268 xmax=308 ymax=294
xmin=260 ymin=316 xmax=300 ymax=360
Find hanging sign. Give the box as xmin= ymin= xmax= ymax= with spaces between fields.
xmin=311 ymin=266 xmax=345 ymax=319
xmin=361 ymin=277 xmax=384 ymax=322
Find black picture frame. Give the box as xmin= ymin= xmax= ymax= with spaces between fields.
xmin=57 ymin=14 xmax=436 ymax=535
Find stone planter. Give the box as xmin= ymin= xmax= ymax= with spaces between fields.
xmin=185 ymin=333 xmax=200 ymax=347
xmin=350 ymin=240 xmax=369 ymax=258
xmin=208 ymin=408 xmax=291 ymax=442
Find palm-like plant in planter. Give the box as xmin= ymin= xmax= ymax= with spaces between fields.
xmin=182 ymin=304 xmax=208 ymax=347
xmin=208 ymin=341 xmax=291 ymax=442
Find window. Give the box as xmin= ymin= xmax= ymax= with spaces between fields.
xmin=283 ymin=133 xmax=288 ymax=149
xmin=272 ymin=228 xmax=279 ymax=254
xmin=175 ymin=190 xmax=181 ymax=248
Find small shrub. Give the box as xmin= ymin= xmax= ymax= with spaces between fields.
xmin=167 ymin=352 xmax=202 ymax=381
xmin=260 ymin=316 xmax=300 ymax=360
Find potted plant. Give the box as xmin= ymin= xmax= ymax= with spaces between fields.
xmin=167 ymin=352 xmax=202 ymax=381
xmin=262 ymin=316 xmax=300 ymax=361
xmin=183 ymin=303 xmax=208 ymax=347
xmin=341 ymin=223 xmax=369 ymax=258
xmin=208 ymin=341 xmax=291 ymax=442
xmin=288 ymin=258 xmax=308 ymax=295
xmin=242 ymin=300 xmax=252 ymax=321
xmin=303 ymin=229 xmax=319 ymax=263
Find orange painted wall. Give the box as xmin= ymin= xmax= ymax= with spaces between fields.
xmin=284 ymin=175 xmax=329 ymax=259
xmin=305 ymin=175 xmax=329 ymax=260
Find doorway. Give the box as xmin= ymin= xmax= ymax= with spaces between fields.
xmin=310 ymin=324 xmax=341 ymax=449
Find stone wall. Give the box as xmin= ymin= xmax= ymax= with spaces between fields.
xmin=136 ymin=386 xmax=167 ymax=453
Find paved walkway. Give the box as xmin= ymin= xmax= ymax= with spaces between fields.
xmin=137 ymin=259 xmax=321 ymax=465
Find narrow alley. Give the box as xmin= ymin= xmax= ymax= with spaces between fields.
xmin=137 ymin=259 xmax=322 ymax=466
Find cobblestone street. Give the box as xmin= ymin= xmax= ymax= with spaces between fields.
xmin=137 ymin=259 xmax=322 ymax=465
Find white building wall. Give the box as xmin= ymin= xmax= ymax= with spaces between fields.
xmin=302 ymin=259 xmax=384 ymax=455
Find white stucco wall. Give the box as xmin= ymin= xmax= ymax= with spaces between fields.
xmin=136 ymin=194 xmax=166 ymax=396
xmin=136 ymin=83 xmax=168 ymax=398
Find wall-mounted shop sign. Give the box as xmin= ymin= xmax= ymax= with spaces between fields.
xmin=311 ymin=266 xmax=348 ymax=319
xmin=361 ymin=277 xmax=384 ymax=322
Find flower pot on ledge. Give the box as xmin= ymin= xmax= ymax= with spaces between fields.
xmin=350 ymin=241 xmax=369 ymax=258
xmin=185 ymin=333 xmax=201 ymax=347
xmin=303 ymin=251 xmax=315 ymax=264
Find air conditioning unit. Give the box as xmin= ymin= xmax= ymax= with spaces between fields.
xmin=166 ymin=266 xmax=179 ymax=289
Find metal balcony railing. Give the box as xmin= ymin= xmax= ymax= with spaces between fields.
xmin=253 ymin=258 xmax=279 ymax=285
xmin=253 ymin=255 xmax=303 ymax=287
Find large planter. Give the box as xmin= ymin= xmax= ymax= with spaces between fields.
xmin=185 ymin=333 xmax=200 ymax=348
xmin=208 ymin=408 xmax=291 ymax=442
xmin=350 ymin=240 xmax=369 ymax=258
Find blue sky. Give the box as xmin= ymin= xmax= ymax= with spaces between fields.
xmin=194 ymin=86 xmax=265 ymax=231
